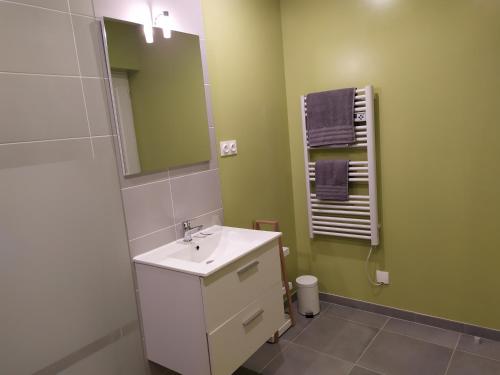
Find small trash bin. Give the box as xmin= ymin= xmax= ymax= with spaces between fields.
xmin=296 ymin=275 xmax=320 ymax=317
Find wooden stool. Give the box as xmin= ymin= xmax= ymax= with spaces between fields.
xmin=253 ymin=219 xmax=295 ymax=342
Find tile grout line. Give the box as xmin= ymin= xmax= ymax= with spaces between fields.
xmin=381 ymin=330 xmax=456 ymax=350
xmin=0 ymin=0 xmax=68 ymax=15
xmin=66 ymin=0 xmax=94 ymax=158
xmin=351 ymin=364 xmax=388 ymax=375
xmin=320 ymin=292 xmax=500 ymax=338
xmin=257 ymin=340 xmax=292 ymax=372
xmin=169 ymin=167 xmax=218 ymax=181
xmin=286 ymin=302 xmax=336 ymax=345
xmin=328 ymin=307 xmax=500 ymax=364
xmin=0 ymin=136 xmax=92 ymax=146
xmin=304 ymin=305 xmax=462 ymax=351
xmin=120 ymin=168 xmax=219 ymax=191
xmin=353 ymin=317 xmax=390 ymax=368
xmin=443 ymin=333 xmax=461 ymax=375
xmin=324 ymin=311 xmax=390 ymax=331
xmin=121 ymin=176 xmax=171 ymax=191
xmin=260 ymin=340 xmax=294 ymax=372
xmin=385 ymin=316 xmax=462 ymax=335
xmin=129 ymin=224 xmax=176 ymax=242
xmin=0 ymin=0 xmax=97 ymax=19
xmin=329 ymin=303 xmax=498 ymax=350
xmin=285 ymin=341 xmax=355 ymax=368
xmin=0 ymin=71 xmax=102 ymax=79
xmin=290 ymin=306 xmax=328 ymax=344
xmin=454 ymin=347 xmax=500 ymax=365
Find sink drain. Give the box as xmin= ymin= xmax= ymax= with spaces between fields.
xmin=206 ymin=260 xmax=214 ymax=264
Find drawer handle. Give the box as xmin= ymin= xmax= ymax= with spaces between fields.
xmin=242 ymin=308 xmax=264 ymax=327
xmin=237 ymin=260 xmax=259 ymax=275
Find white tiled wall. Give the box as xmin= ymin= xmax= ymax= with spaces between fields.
xmin=0 ymin=0 xmax=145 ymax=374
xmin=93 ymin=0 xmax=223 ymax=258
xmin=0 ymin=0 xmax=222 ymax=373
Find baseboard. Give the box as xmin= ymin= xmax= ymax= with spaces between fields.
xmin=319 ymin=292 xmax=500 ymax=342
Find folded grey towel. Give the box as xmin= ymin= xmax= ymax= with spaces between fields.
xmin=306 ymin=88 xmax=356 ymax=147
xmin=315 ymin=160 xmax=349 ymax=201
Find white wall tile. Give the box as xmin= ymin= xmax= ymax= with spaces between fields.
xmin=7 ymin=0 xmax=68 ymax=11
xmin=129 ymin=225 xmax=176 ymax=258
xmin=0 ymin=139 xmax=93 ymax=170
xmin=170 ymin=169 xmax=223 ymax=223
xmin=72 ymin=15 xmax=107 ymax=77
xmin=0 ymin=74 xmax=89 ymax=143
xmin=82 ymin=78 xmax=113 ymax=136
xmin=0 ymin=2 xmax=79 ymax=75
xmin=0 ymin=159 xmax=139 ymax=374
xmin=68 ymin=0 xmax=95 ymax=16
xmin=122 ymin=180 xmax=175 ymax=239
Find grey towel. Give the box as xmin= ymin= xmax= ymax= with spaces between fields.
xmin=315 ymin=160 xmax=349 ymax=201
xmin=306 ymin=88 xmax=356 ymax=147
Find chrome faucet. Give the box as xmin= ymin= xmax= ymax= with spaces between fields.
xmin=182 ymin=220 xmax=203 ymax=242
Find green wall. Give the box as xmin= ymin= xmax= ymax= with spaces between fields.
xmin=280 ymin=0 xmax=500 ymax=329
xmin=202 ymin=0 xmax=298 ymax=280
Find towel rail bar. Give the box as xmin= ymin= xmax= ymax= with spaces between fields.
xmin=302 ymin=85 xmax=379 ymax=244
xmin=311 ymin=208 xmax=371 ymax=216
xmin=311 ymin=215 xmax=371 ymax=224
xmin=313 ymin=230 xmax=372 ymax=240
xmin=312 ymin=204 xmax=370 ymax=211
xmin=313 ymin=225 xmax=371 ymax=235
xmin=308 ymin=161 xmax=367 ymax=166
xmin=311 ymin=200 xmax=369 ymax=206
xmin=310 ymin=194 xmax=369 ymax=200
xmin=312 ymin=221 xmax=371 ymax=230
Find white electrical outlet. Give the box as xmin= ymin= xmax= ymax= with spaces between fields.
xmin=220 ymin=140 xmax=237 ymax=156
xmin=376 ymin=270 xmax=390 ymax=285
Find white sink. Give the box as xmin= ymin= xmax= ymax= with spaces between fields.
xmin=133 ymin=225 xmax=281 ymax=276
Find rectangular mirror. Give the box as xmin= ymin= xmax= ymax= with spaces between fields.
xmin=101 ymin=18 xmax=211 ymax=176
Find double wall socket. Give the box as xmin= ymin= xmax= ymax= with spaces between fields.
xmin=220 ymin=140 xmax=237 ymax=156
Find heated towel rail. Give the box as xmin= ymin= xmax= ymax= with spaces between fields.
xmin=301 ymin=85 xmax=380 ymax=245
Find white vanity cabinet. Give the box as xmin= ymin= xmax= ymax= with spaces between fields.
xmin=135 ymin=238 xmax=284 ymax=375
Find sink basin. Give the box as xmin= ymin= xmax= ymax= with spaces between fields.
xmin=133 ymin=225 xmax=281 ymax=276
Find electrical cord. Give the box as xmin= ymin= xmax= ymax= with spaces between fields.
xmin=365 ymin=246 xmax=383 ymax=286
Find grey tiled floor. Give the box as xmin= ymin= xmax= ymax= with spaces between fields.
xmin=235 ymin=301 xmax=500 ymax=375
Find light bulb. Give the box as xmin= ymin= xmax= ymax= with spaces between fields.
xmin=143 ymin=23 xmax=154 ymax=43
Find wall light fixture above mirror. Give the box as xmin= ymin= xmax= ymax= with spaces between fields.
xmin=101 ymin=17 xmax=211 ymax=176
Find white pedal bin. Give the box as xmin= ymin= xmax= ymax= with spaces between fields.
xmin=296 ymin=275 xmax=320 ymax=316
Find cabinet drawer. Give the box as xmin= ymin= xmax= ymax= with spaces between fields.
xmin=201 ymin=239 xmax=281 ymax=332
xmin=207 ymin=282 xmax=283 ymax=375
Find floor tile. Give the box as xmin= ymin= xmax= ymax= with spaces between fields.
xmin=280 ymin=301 xmax=327 ymax=341
xmin=349 ymin=366 xmax=382 ymax=375
xmin=447 ymin=351 xmax=500 ymax=375
xmin=358 ymin=331 xmax=452 ymax=375
xmin=243 ymin=340 xmax=290 ymax=373
xmin=325 ymin=304 xmax=388 ymax=329
xmin=294 ymin=315 xmax=378 ymax=362
xmin=384 ymin=318 xmax=459 ymax=348
xmin=457 ymin=334 xmax=500 ymax=361
xmin=262 ymin=343 xmax=352 ymax=375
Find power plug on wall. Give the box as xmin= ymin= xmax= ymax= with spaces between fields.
xmin=376 ymin=270 xmax=390 ymax=285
